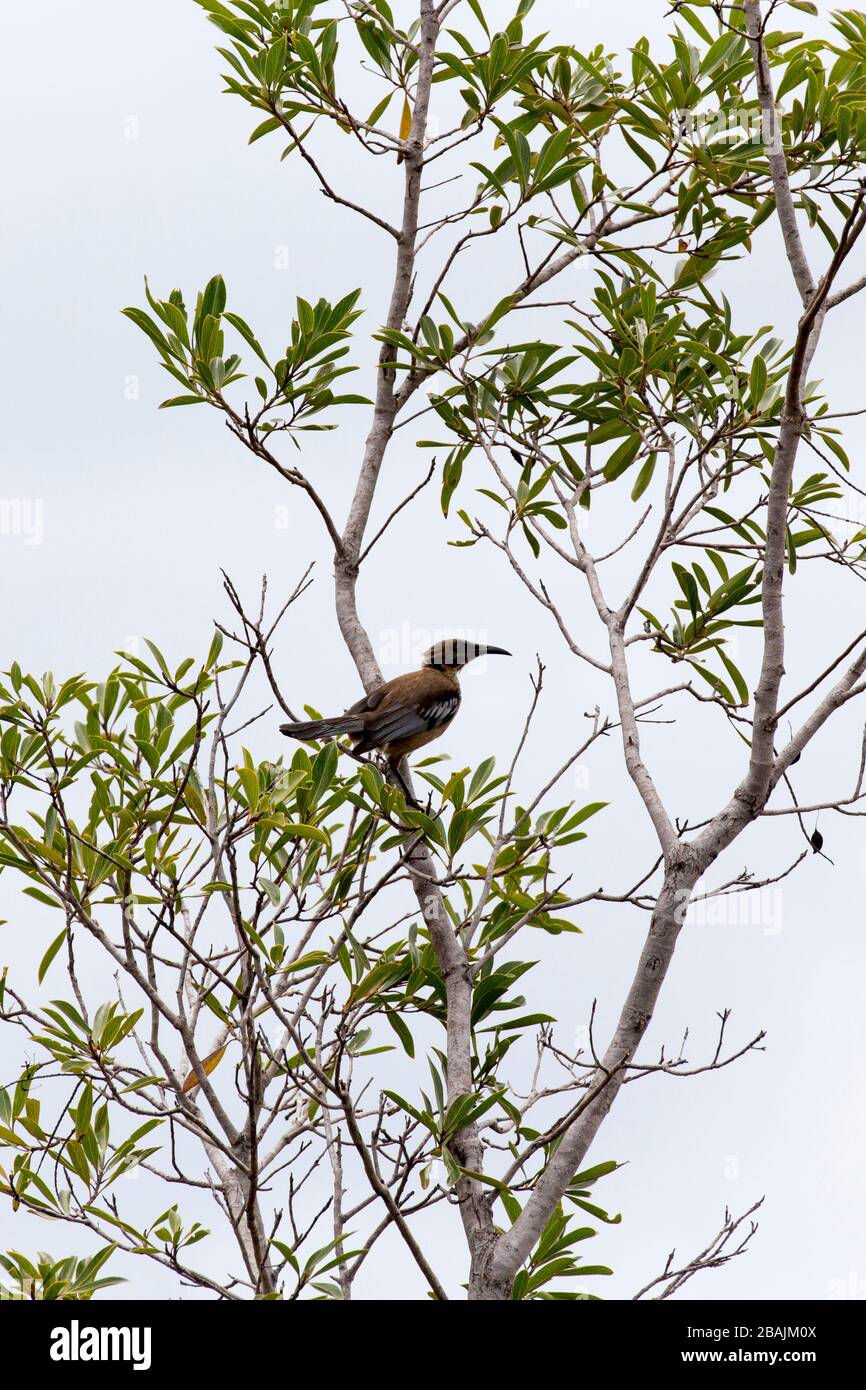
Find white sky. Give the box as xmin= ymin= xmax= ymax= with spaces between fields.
xmin=1 ymin=0 xmax=865 ymax=1300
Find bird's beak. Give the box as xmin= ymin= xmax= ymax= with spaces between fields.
xmin=480 ymin=645 xmax=512 ymax=657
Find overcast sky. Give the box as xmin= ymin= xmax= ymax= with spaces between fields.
xmin=2 ymin=0 xmax=865 ymax=1301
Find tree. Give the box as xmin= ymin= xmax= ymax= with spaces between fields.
xmin=1 ymin=0 xmax=865 ymax=1301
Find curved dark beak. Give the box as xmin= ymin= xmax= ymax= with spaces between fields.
xmin=482 ymin=645 xmax=512 ymax=657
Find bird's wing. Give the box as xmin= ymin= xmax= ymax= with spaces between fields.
xmin=345 ymin=671 xmax=461 ymax=751
xmin=362 ymin=691 xmax=460 ymax=747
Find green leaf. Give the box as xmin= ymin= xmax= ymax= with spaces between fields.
xmin=23 ymin=887 xmax=63 ymax=910
xmin=386 ymin=1011 xmax=415 ymax=1058
xmin=603 ymin=435 xmax=642 ymax=482
xmin=718 ymin=648 xmax=750 ymax=706
xmin=248 ymin=115 xmax=282 ymax=144
xmin=630 ymin=453 xmax=657 ymax=502
xmin=260 ymin=877 xmax=282 ymax=907
xmin=749 ymin=355 xmax=767 ymax=408
xmin=38 ymin=930 xmax=67 ymax=985
xmin=224 ymin=311 xmax=270 ymax=366
xmin=567 ymin=801 xmax=608 ymax=828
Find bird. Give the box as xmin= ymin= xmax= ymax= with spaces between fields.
xmin=280 ymin=638 xmax=511 ymax=800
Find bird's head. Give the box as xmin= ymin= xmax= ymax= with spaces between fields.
xmin=421 ymin=638 xmax=511 ymax=671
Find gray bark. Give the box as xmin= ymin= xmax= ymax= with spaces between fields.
xmin=332 ymin=0 xmax=495 ymax=1280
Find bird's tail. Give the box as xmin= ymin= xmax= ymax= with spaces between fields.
xmin=280 ymin=715 xmax=365 ymax=742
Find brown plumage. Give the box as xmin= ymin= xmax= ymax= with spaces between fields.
xmin=280 ymin=639 xmax=511 ymax=780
